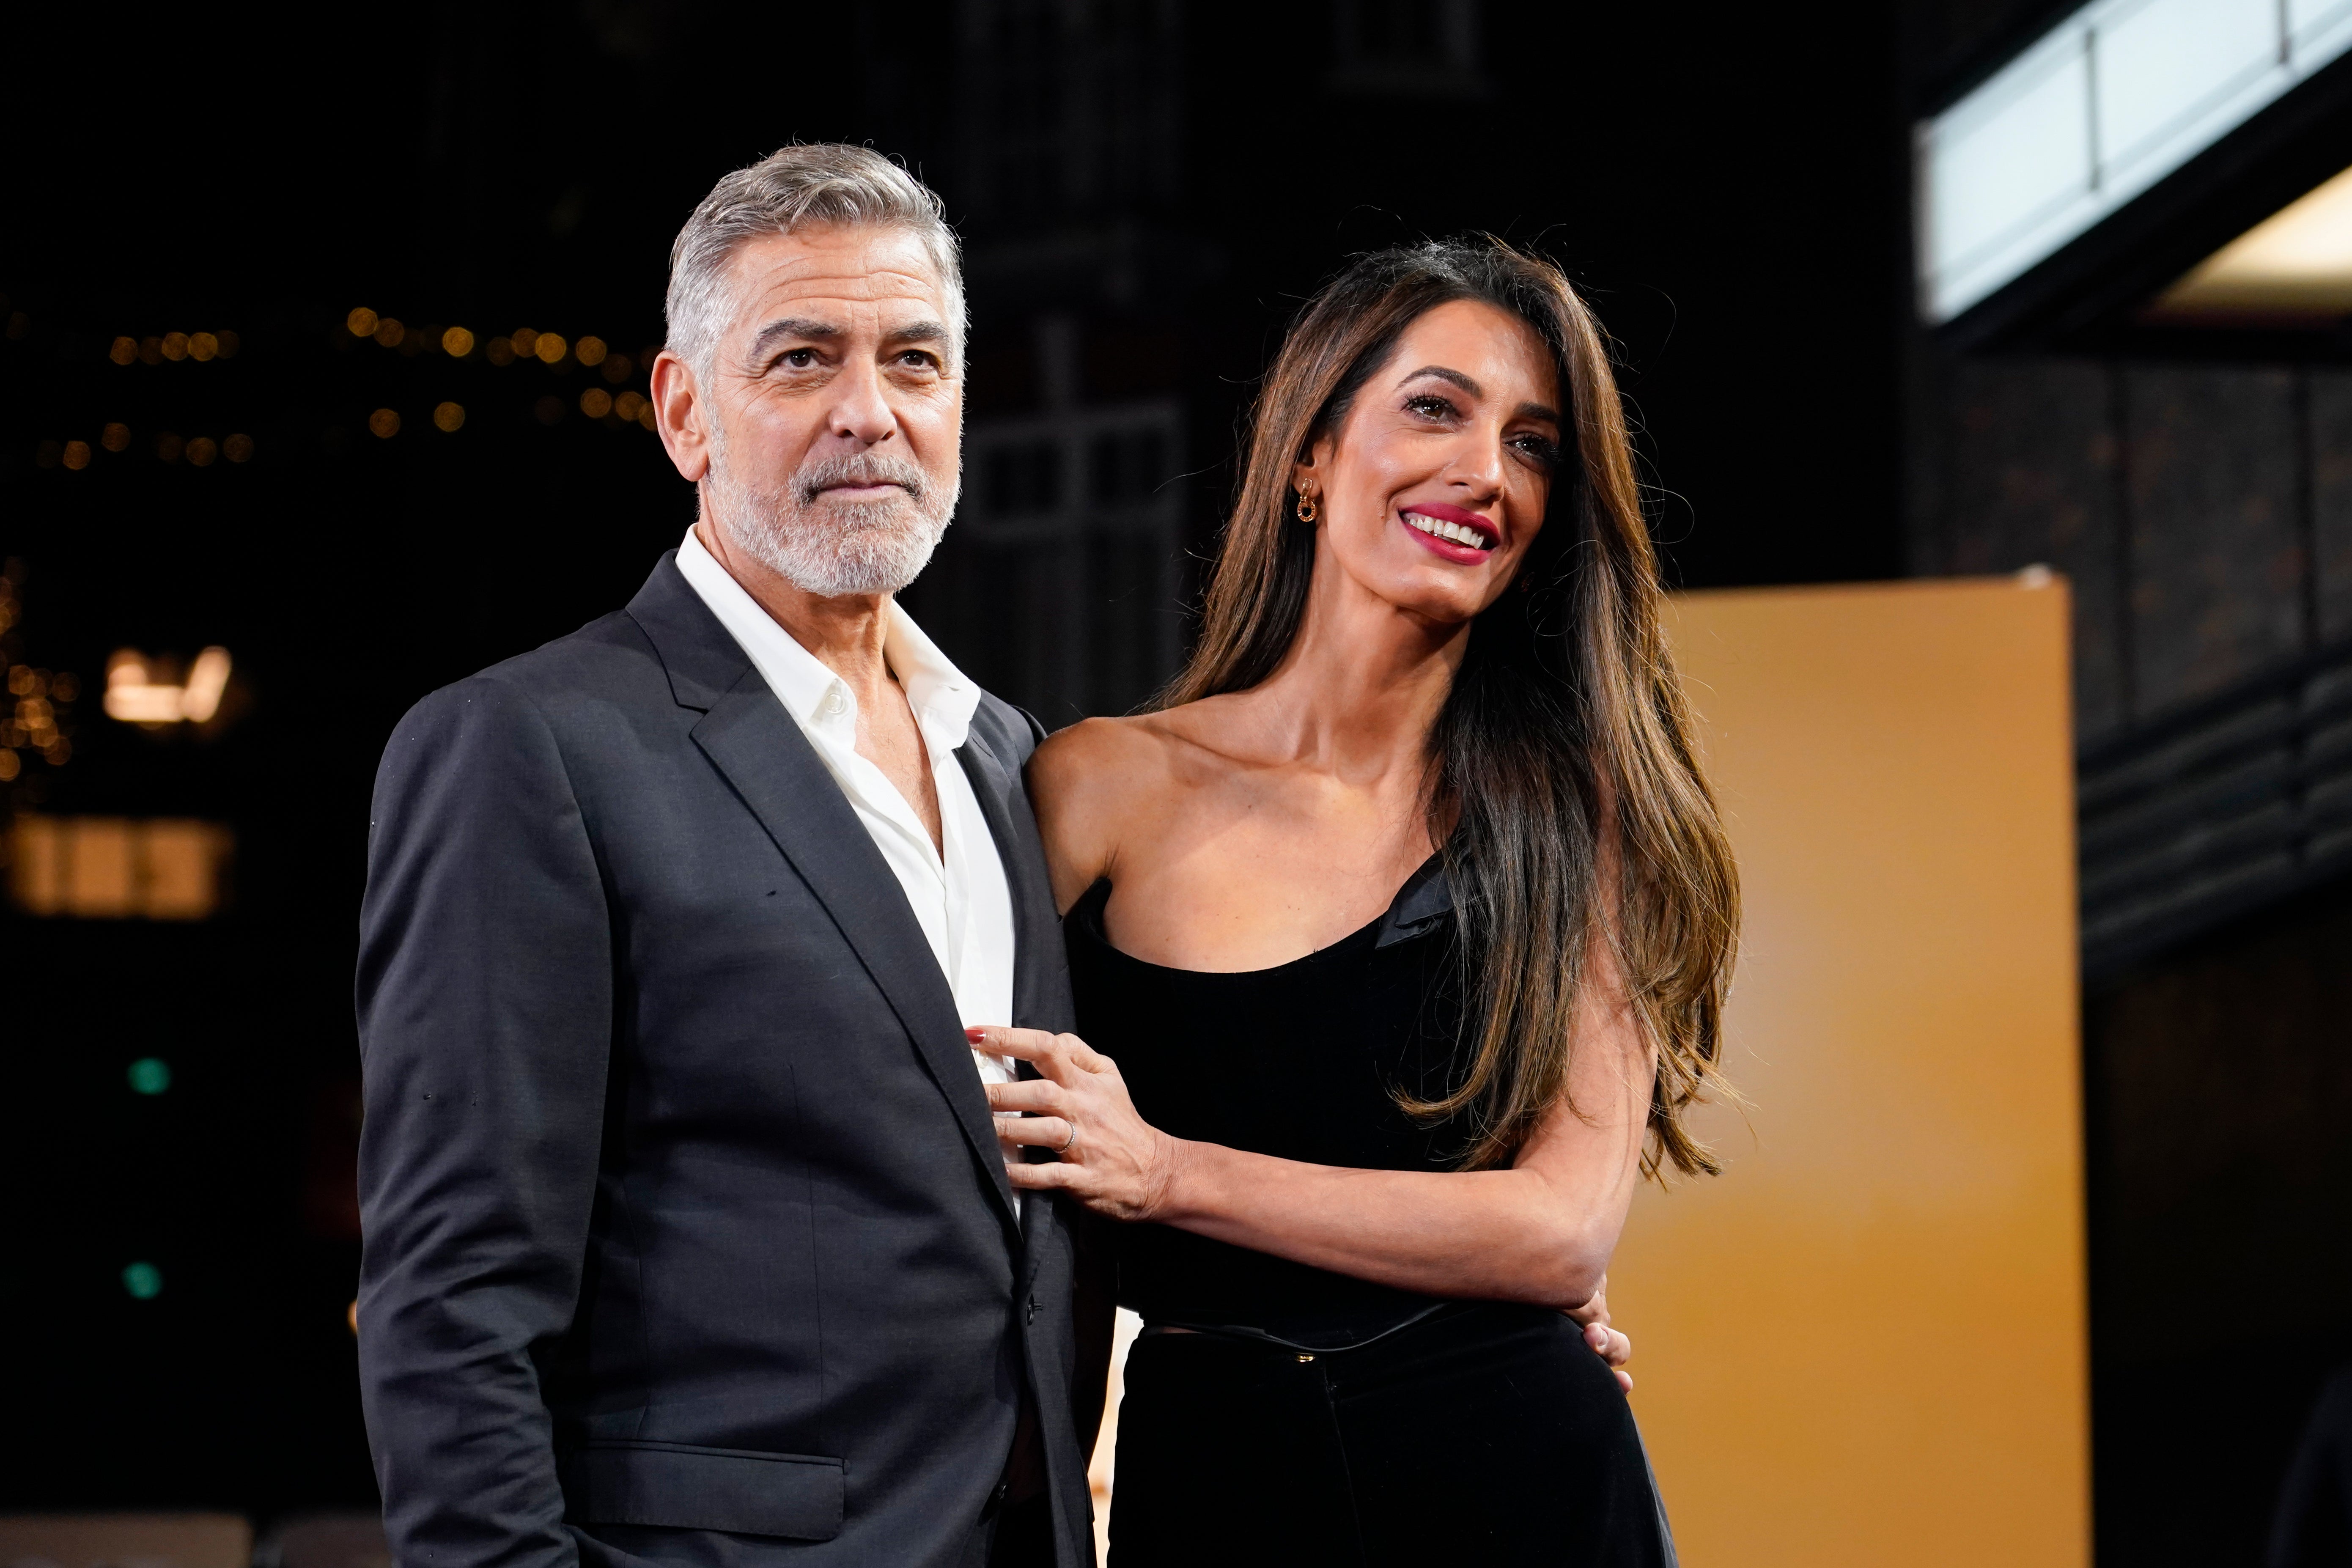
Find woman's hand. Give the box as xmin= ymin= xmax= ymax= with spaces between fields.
xmin=969 ymin=1026 xmax=1187 ymax=1222
xmin=1566 ymin=1273 xmax=1634 ymax=1392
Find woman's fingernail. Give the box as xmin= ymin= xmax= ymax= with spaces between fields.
xmin=965 ymin=1027 xmax=986 ymax=1041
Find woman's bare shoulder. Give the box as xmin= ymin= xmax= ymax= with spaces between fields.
xmin=1029 ymin=713 xmax=1185 ymax=816
xmin=1031 ymin=697 xmax=1257 ymax=797
xmin=1026 ymin=715 xmax=1194 ymax=905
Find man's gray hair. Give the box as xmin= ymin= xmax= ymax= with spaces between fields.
xmin=664 ymin=144 xmax=964 ymax=382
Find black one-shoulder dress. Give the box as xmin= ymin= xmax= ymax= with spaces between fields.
xmin=1067 ymin=860 xmax=1676 ymax=1568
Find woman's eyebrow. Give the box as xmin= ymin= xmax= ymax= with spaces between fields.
xmin=1399 ymin=364 xmax=1558 ymax=423
xmin=1398 ymin=364 xmax=1481 ymax=398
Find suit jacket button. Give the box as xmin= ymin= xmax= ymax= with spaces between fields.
xmin=1026 ymin=1296 xmax=1039 ymax=1324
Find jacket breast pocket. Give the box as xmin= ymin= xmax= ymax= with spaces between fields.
xmin=563 ymin=1440 xmax=845 ymax=1541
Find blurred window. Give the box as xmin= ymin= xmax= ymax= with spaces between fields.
xmin=8 ymin=816 xmax=232 ymax=920
xmin=960 ymin=0 xmax=1181 ymax=221
xmin=1331 ymin=0 xmax=1481 ymax=93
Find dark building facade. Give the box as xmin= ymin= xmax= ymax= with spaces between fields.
xmin=893 ymin=0 xmax=1193 ymax=722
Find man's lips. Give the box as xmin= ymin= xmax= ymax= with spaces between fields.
xmin=1400 ymin=503 xmax=1499 ymax=558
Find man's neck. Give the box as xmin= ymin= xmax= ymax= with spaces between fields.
xmin=694 ymin=516 xmax=897 ymax=704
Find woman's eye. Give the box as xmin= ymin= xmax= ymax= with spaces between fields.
xmin=1511 ymin=433 xmax=1561 ymax=465
xmin=1405 ymin=394 xmax=1457 ymax=420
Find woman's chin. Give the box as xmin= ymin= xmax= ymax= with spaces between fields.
xmin=1372 ymin=581 xmax=1500 ymax=629
xmin=1386 ymin=556 xmax=1514 ymax=617
xmin=1330 ymin=542 xmax=1511 ymax=627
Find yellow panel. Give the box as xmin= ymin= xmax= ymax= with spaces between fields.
xmin=1616 ymin=576 xmax=2089 ymax=1567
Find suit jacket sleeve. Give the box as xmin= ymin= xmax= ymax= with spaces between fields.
xmin=356 ymin=675 xmax=613 ymax=1568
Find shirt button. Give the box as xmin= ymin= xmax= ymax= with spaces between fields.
xmin=821 ymin=690 xmax=846 ymax=717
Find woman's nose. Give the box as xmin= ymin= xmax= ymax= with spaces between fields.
xmin=1444 ymin=428 xmax=1507 ymax=495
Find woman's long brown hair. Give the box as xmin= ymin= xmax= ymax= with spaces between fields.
xmin=1159 ymin=237 xmax=1738 ymax=1178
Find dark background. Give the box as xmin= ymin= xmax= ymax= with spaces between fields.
xmin=6 ymin=3 xmax=2347 ymax=1565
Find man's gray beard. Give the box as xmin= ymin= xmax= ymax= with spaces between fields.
xmin=707 ymin=445 xmax=956 ymax=598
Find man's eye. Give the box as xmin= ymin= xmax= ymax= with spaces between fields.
xmin=782 ymin=349 xmax=818 ymax=368
xmin=899 ymin=351 xmax=936 ymax=368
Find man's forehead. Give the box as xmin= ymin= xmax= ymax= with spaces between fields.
xmin=728 ymin=226 xmax=947 ymax=323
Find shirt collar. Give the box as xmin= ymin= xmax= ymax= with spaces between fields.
xmin=883 ymin=598 xmax=979 ymax=750
xmin=674 ymin=526 xmax=979 ymax=748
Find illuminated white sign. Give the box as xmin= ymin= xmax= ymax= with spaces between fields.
xmin=1918 ymin=0 xmax=2352 ymax=322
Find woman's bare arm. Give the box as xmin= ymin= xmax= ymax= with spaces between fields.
xmin=971 ymin=928 xmax=1651 ymax=1313
xmin=1026 ymin=717 xmax=1143 ymax=914
xmin=1018 ymin=720 xmax=1649 ymax=1320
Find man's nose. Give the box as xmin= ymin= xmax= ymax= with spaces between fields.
xmin=826 ymin=358 xmax=898 ymax=447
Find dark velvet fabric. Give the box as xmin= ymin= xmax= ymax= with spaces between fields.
xmin=1065 ymin=862 xmax=1469 ymax=1351
xmin=1110 ymin=1305 xmax=1671 ymax=1568
xmin=1068 ymin=866 xmax=1674 ymax=1565
xmin=356 ymin=554 xmax=1094 ymax=1568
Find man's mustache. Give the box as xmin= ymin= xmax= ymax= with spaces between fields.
xmin=796 ymin=453 xmax=931 ymax=506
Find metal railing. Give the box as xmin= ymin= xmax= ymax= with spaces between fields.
xmin=2078 ymin=635 xmax=2352 ymax=978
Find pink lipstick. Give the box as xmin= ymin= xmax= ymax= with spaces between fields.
xmin=1399 ymin=503 xmax=1499 ymax=563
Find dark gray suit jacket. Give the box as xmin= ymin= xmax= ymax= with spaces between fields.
xmin=355 ymin=554 xmax=1092 ymax=1568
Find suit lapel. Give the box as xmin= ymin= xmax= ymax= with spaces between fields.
xmin=957 ymin=714 xmax=1079 ymax=1290
xmin=692 ymin=669 xmax=1021 ymax=1230
xmin=956 ymin=719 xmax=1070 ymax=1038
xmin=629 ymin=557 xmax=1021 ymax=1234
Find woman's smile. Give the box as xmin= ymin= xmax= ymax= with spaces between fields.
xmin=1400 ymin=500 xmax=1500 ymax=561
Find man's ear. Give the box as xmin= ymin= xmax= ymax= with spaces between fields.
xmin=651 ymin=351 xmax=712 ymax=483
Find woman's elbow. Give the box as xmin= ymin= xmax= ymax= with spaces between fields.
xmin=1543 ymin=1258 xmax=1609 ymax=1313
xmin=1509 ymin=1225 xmax=1609 ymax=1311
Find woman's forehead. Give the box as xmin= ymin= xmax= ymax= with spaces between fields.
xmin=1386 ymin=300 xmax=1559 ymax=403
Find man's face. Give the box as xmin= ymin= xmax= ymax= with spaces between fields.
xmin=656 ymin=222 xmax=963 ymax=597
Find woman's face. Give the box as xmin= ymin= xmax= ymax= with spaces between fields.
xmin=1297 ymin=298 xmax=1563 ymax=629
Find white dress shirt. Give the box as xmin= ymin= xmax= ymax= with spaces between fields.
xmin=673 ymin=529 xmax=1023 ymax=1109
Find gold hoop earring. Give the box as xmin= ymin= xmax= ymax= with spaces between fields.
xmin=1295 ymin=492 xmax=1318 ymax=524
